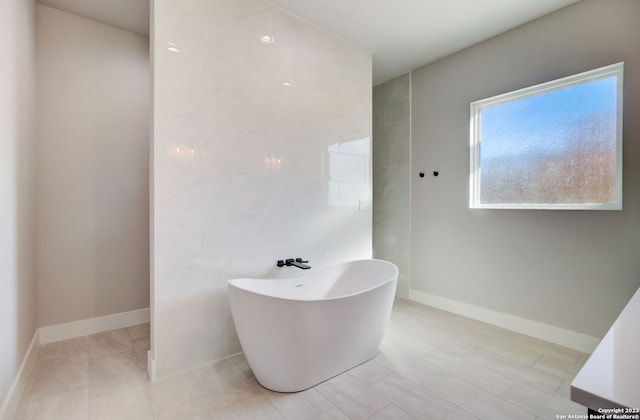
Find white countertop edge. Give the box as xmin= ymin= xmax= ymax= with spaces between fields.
xmin=571 ymin=286 xmax=640 ymax=410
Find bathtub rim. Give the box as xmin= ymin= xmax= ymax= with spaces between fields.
xmin=227 ymin=258 xmax=398 ymax=303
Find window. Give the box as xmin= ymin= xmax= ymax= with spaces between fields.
xmin=470 ymin=62 xmax=623 ymax=210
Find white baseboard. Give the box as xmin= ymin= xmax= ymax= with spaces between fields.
xmin=39 ymin=308 xmax=150 ymax=344
xmin=0 ymin=330 xmax=40 ymax=420
xmin=0 ymin=308 xmax=151 ymax=419
xmin=409 ymin=289 xmax=600 ymax=354
xmin=147 ymin=351 xmax=156 ymax=382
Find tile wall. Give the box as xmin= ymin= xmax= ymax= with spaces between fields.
xmin=152 ymin=0 xmax=372 ymax=377
xmin=373 ymin=74 xmax=411 ymax=297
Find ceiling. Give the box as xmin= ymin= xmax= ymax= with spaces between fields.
xmin=37 ymin=0 xmax=580 ymax=85
xmin=37 ymin=0 xmax=150 ymax=37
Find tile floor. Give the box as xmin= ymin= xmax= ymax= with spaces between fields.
xmin=13 ymin=298 xmax=589 ymax=419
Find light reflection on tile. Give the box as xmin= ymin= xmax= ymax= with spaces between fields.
xmin=153 ymin=0 xmax=373 ymax=378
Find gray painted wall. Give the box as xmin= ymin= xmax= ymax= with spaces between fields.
xmin=0 ymin=0 xmax=37 ymax=409
xmin=373 ymin=74 xmax=412 ymax=297
xmin=36 ymin=5 xmax=150 ymax=326
xmin=410 ymin=0 xmax=640 ymax=338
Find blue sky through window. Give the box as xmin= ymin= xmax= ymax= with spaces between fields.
xmin=479 ymin=76 xmax=617 ymax=163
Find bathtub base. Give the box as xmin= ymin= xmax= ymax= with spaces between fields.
xmin=255 ymin=353 xmax=378 ymax=393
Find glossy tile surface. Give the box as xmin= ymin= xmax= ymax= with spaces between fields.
xmin=152 ymin=0 xmax=373 ymax=377
xmin=15 ymin=301 xmax=589 ymax=419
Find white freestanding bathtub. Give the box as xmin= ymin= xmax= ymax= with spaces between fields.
xmin=228 ymin=259 xmax=398 ymax=392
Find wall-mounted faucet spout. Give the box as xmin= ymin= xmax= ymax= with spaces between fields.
xmin=277 ymin=258 xmax=311 ymax=270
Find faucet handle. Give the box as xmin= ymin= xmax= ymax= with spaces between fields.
xmin=276 ymin=260 xmax=286 ymax=267
xmin=295 ymin=258 xmax=308 ymax=263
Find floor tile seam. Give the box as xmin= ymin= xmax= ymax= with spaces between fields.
xmin=528 ymin=362 xmax=572 ymax=383
xmin=309 ymin=405 xmax=344 ymax=420
xmin=488 ymin=387 xmax=541 ymax=420
xmin=500 ymin=380 xmax=520 ymax=400
xmin=12 ymin=389 xmax=32 ymax=418
xmin=29 ymin=355 xmax=90 ymax=385
xmin=229 ymin=353 xmax=253 ymax=379
xmin=514 ymin=375 xmax=574 ymax=402
xmin=462 ymin=339 xmax=544 ymax=365
xmin=280 ymin=398 xmax=336 ymax=420
xmin=227 ymin=392 xmax=285 ymax=418
xmin=464 ymin=347 xmax=564 ymax=385
xmin=131 ymin=337 xmax=150 ymax=347
xmin=86 ymin=351 xmax=135 ymax=370
xmin=11 ymin=390 xmax=38 ymax=420
xmin=425 ymin=354 xmax=517 ymax=398
xmin=420 ymin=367 xmax=540 ymax=420
xmin=534 ymin=355 xmax=582 ymax=376
xmin=500 ymin=386 xmax=552 ymax=420
xmin=498 ymin=334 xmax=584 ymax=362
xmin=193 ymin=369 xmax=257 ymax=412
xmin=36 ymin=350 xmax=91 ymax=361
xmin=314 ymin=379 xmax=387 ymax=414
xmin=413 ymin=379 xmax=486 ymax=420
xmin=360 ymin=368 xmax=392 ymax=392
xmin=30 ymin=380 xmax=90 ymax=396
xmin=126 ymin=331 xmax=150 ymax=342
xmin=552 ymin=380 xmax=567 ymax=397
xmin=486 ymin=363 xmax=564 ymax=396
xmin=425 ymin=358 xmax=517 ymax=401
xmin=147 ymin=395 xmax=208 ymax=419
xmin=136 ymin=379 xmax=180 ymax=416
xmin=538 ymin=352 xmax=583 ymax=367
xmin=531 ymin=353 xmax=545 ymax=367
xmin=367 ymin=401 xmax=413 ymax=419
xmin=504 ymin=381 xmax=584 ymax=417
xmin=362 ymin=368 xmax=394 ymax=387
xmin=146 ymin=368 xmax=201 ymax=389
xmin=36 ymin=353 xmax=88 ymax=364
xmin=88 ymin=349 xmax=136 ymax=361
xmin=86 ymin=377 xmax=146 ymax=391
xmin=88 ymin=339 xmax=133 ymax=350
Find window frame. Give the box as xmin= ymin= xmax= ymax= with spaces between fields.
xmin=469 ymin=62 xmax=624 ymax=210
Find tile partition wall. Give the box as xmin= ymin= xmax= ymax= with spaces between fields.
xmin=152 ymin=0 xmax=372 ymax=377
xmin=373 ymin=74 xmax=411 ymax=298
